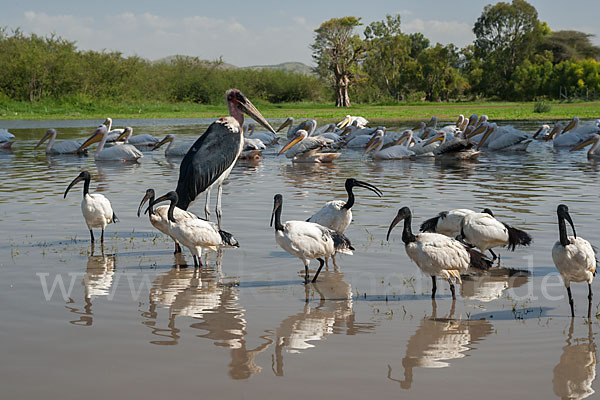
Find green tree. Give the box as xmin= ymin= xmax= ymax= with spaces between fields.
xmin=417 ymin=44 xmax=462 ymax=101
xmin=539 ymin=30 xmax=600 ymax=63
xmin=473 ymin=0 xmax=545 ymax=97
xmin=311 ymin=16 xmax=365 ymax=107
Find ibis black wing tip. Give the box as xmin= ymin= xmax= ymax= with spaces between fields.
xmin=419 ymin=216 xmax=440 ymax=233
xmin=112 ymin=212 xmax=119 ymax=223
xmin=504 ymin=223 xmax=532 ymax=251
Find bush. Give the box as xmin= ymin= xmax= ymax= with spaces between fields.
xmin=533 ymin=99 xmax=552 ymax=113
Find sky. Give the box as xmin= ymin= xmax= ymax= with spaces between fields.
xmin=1 ymin=0 xmax=599 ymax=67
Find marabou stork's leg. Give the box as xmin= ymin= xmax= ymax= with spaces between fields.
xmin=216 ymin=185 xmax=223 ymax=230
xmin=488 ymin=249 xmax=498 ymax=261
xmin=90 ymin=229 xmax=95 ymax=244
xmin=588 ymin=283 xmax=593 ymax=319
xmin=431 ymin=276 xmax=437 ymax=299
xmin=204 ymin=190 xmax=211 ymax=220
xmin=567 ymin=286 xmax=574 ymax=317
xmin=312 ymin=258 xmax=326 ymax=283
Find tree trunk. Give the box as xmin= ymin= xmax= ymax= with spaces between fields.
xmin=335 ymin=74 xmax=351 ymax=107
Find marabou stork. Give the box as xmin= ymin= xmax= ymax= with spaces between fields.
xmin=387 ymin=207 xmax=492 ymax=299
xmin=64 ymin=171 xmax=118 ymax=245
xmin=552 ymin=204 xmax=597 ymax=318
xmin=175 ymin=89 xmax=276 ymax=229
xmin=271 ymin=194 xmax=354 ymax=284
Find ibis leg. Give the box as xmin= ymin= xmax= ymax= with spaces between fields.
xmin=90 ymin=229 xmax=95 ymax=244
xmin=216 ymin=185 xmax=223 ymax=230
xmin=101 ymin=229 xmax=104 ymax=245
xmin=588 ymin=283 xmax=593 ymax=319
xmin=312 ymin=258 xmax=325 ymax=283
xmin=431 ymin=276 xmax=437 ymax=299
xmin=332 ymin=254 xmax=339 ymax=270
xmin=567 ymin=286 xmax=574 ymax=317
xmin=174 ymin=242 xmax=182 ymax=254
xmin=304 ymin=263 xmax=309 ymax=284
xmin=193 ymin=255 xmax=199 ymax=268
xmin=204 ymin=190 xmax=211 ymax=220
xmin=488 ymin=249 xmax=497 ymax=261
xmin=449 ymin=281 xmax=456 ymax=300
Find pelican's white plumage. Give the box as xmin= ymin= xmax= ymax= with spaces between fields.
xmin=278 ymin=129 xmax=339 ymax=163
xmin=0 ymin=129 xmax=15 ymax=149
xmin=338 ymin=115 xmax=368 ymax=129
xmin=35 ymin=128 xmax=84 ymax=154
xmin=64 ymin=171 xmax=117 ymax=245
xmin=120 ymin=127 xmax=159 ymax=147
xmin=553 ymin=117 xmax=600 ymax=148
xmin=570 ymin=134 xmax=600 ymax=158
xmin=78 ymin=125 xmax=143 ymax=161
xmin=483 ymin=123 xmax=532 ymax=151
xmin=364 ymin=129 xmax=414 ymax=160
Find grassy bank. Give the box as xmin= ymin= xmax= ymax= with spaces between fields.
xmin=1 ymin=98 xmax=598 ymax=122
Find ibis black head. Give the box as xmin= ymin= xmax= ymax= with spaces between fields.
xmin=138 ymin=188 xmax=155 ymax=217
xmin=346 ymin=178 xmax=383 ymax=197
xmin=270 ymin=194 xmax=283 ymax=227
xmin=387 ymin=206 xmax=412 ymax=241
xmin=64 ymin=171 xmax=91 ymax=198
xmin=152 ymin=191 xmax=178 ymax=222
xmin=482 ymin=208 xmax=494 ymax=217
xmin=557 ymin=204 xmax=576 ymax=238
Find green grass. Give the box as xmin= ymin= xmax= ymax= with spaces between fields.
xmin=1 ymin=98 xmax=598 ymax=123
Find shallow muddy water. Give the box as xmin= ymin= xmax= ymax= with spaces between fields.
xmin=1 ymin=118 xmax=599 ymax=399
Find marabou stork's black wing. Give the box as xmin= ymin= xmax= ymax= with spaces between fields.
xmin=176 ymin=120 xmax=241 ymax=210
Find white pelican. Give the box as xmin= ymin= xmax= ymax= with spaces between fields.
xmin=101 ymin=117 xmax=126 ymax=143
xmin=77 ymin=125 xmax=143 ymax=161
xmin=138 ymin=188 xmax=200 ymax=253
xmin=0 ymin=129 xmax=15 ymax=149
xmin=63 ymin=171 xmax=118 ymax=245
xmin=552 ymin=204 xmax=597 ymax=318
xmin=271 ymin=194 xmax=354 ymax=284
xmin=460 ymin=209 xmax=532 ymax=260
xmin=364 ymin=129 xmax=414 ymax=160
xmin=387 ymin=207 xmax=492 ymax=299
xmin=403 ymin=130 xmax=439 ymax=156
xmin=119 ymin=127 xmax=159 ymax=147
xmin=570 ymin=133 xmax=600 ymax=158
xmin=552 ymin=117 xmax=600 ymax=148
xmin=463 ymin=114 xmax=479 ymax=137
xmin=152 ymin=134 xmax=192 ymax=157
xmin=337 ymin=115 xmax=368 ymax=129
xmin=424 ymin=131 xmax=481 ymax=160
xmin=35 ymin=128 xmax=86 ymax=154
xmin=532 ymin=124 xmax=552 ymax=141
xmin=175 ymin=89 xmax=275 ymax=229
xmin=245 ymin=122 xmax=279 ymax=145
xmin=151 ymin=191 xmax=240 ymax=267
xmin=307 ymin=178 xmax=382 ymax=233
xmin=420 ymin=209 xmax=476 ymax=237
xmin=478 ymin=123 xmax=532 ymax=151
xmin=278 ymin=129 xmax=339 ymax=163
xmin=277 ymin=117 xmax=311 ymax=140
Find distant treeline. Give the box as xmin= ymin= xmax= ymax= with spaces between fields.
xmin=0 ymin=28 xmax=326 ymax=105
xmin=1 ymin=0 xmax=600 ymax=107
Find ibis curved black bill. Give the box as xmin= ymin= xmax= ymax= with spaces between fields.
xmin=138 ymin=189 xmax=155 ymax=217
xmin=353 ymin=180 xmax=383 ymax=197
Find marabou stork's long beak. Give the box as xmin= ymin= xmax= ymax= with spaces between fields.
xmin=237 ymin=96 xmax=276 ymax=135
xmin=278 ymin=131 xmax=305 ymax=155
xmin=276 ymin=118 xmax=292 ymax=133
xmin=352 ymin=180 xmax=383 ymax=197
xmin=138 ymin=189 xmax=154 ymax=217
xmin=64 ymin=174 xmax=84 ymax=198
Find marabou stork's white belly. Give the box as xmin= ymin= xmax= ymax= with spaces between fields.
xmin=308 ymin=201 xmax=351 ymax=233
xmin=552 ymin=237 xmax=596 ymax=284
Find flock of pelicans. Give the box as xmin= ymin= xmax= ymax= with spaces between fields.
xmin=4 ymin=89 xmax=599 ymax=321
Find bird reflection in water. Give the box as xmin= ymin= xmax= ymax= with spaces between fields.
xmin=65 ymin=252 xmax=116 ymax=326
xmin=272 ymin=270 xmax=376 ymax=376
xmin=553 ymin=320 xmax=596 ymax=400
xmin=279 ymin=163 xmax=340 ymax=192
xmin=387 ymin=299 xmax=493 ymax=389
xmin=461 ymin=269 xmax=529 ymax=303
